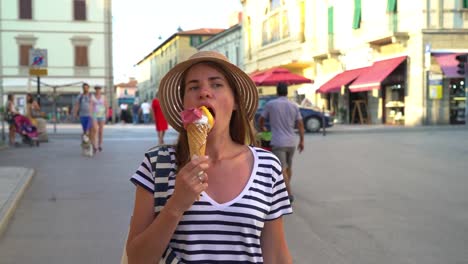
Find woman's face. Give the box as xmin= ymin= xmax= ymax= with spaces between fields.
xmin=182 ymin=63 xmax=236 ymax=134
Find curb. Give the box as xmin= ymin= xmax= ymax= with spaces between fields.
xmin=0 ymin=168 xmax=35 ymax=238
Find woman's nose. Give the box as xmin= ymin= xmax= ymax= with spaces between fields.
xmin=198 ymin=85 xmax=213 ymax=99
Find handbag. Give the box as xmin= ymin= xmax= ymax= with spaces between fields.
xmin=121 ymin=145 xmax=181 ymax=264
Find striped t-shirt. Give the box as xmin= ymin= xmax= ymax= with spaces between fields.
xmin=130 ymin=145 xmax=293 ymax=263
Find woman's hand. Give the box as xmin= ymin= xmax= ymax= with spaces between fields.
xmin=166 ymin=155 xmax=210 ymax=216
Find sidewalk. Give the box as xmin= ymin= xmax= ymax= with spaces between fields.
xmin=0 ymin=167 xmax=34 ymax=238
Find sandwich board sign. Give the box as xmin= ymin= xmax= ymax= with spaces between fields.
xmin=29 ymin=48 xmax=48 ymax=76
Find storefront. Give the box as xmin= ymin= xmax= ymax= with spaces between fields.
xmin=317 ymin=56 xmax=408 ymax=125
xmin=432 ymin=52 xmax=466 ymax=125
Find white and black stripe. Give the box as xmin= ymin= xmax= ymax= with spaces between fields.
xmin=130 ymin=146 xmax=292 ymax=263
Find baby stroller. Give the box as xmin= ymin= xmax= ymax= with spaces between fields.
xmin=12 ymin=114 xmax=40 ymax=147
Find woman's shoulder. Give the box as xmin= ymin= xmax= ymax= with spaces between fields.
xmin=250 ymin=146 xmax=281 ymax=166
xmin=145 ymin=145 xmax=176 ymax=157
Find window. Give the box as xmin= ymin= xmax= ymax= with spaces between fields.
xmin=463 ymin=0 xmax=468 ymax=8
xmin=262 ymin=1 xmax=289 ymax=46
xmin=328 ymin=7 xmax=334 ymax=34
xmin=75 ymin=46 xmax=88 ymax=67
xmin=387 ymin=0 xmax=397 ymax=12
xmin=19 ymin=0 xmax=32 ymax=19
xmin=190 ymin=36 xmax=202 ymax=47
xmin=328 ymin=6 xmax=334 ymax=49
xmin=74 ymin=0 xmax=86 ymax=21
xmin=353 ymin=0 xmax=362 ymax=29
xmin=20 ymin=45 xmax=32 ymax=66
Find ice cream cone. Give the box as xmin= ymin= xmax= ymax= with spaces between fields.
xmin=187 ymin=123 xmax=210 ymax=158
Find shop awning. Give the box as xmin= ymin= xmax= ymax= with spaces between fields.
xmin=433 ymin=53 xmax=464 ymax=78
xmin=349 ymin=56 xmax=407 ymax=92
xmin=316 ymin=67 xmax=370 ymax=93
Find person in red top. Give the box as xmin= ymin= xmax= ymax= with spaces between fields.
xmin=151 ymin=97 xmax=168 ymax=145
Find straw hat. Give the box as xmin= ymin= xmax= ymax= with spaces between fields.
xmin=158 ymin=51 xmax=258 ymax=132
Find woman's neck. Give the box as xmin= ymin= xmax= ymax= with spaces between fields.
xmin=206 ymin=132 xmax=243 ymax=162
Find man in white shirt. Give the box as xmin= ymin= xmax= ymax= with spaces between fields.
xmin=139 ymin=99 xmax=151 ymax=124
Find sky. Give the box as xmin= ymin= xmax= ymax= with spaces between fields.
xmin=112 ymin=0 xmax=242 ymax=84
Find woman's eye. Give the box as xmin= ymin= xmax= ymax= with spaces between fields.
xmin=188 ymin=86 xmax=199 ymax=91
xmin=212 ymin=83 xmax=223 ymax=89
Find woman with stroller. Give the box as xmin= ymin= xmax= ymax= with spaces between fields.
xmin=6 ymin=94 xmax=19 ymax=146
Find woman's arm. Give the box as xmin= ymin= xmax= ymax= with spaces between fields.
xmin=126 ymin=186 xmax=185 ymax=264
xmin=127 ymin=156 xmax=210 ymax=264
xmin=261 ymin=217 xmax=293 ymax=264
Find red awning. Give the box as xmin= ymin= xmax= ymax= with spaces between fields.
xmin=433 ymin=53 xmax=464 ymax=78
xmin=349 ymin=56 xmax=407 ymax=92
xmin=316 ymin=67 xmax=370 ymax=93
xmin=250 ymin=67 xmax=313 ymax=86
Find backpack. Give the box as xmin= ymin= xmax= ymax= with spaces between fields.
xmin=122 ymin=145 xmax=181 ymax=264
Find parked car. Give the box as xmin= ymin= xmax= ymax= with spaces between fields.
xmin=254 ymin=95 xmax=334 ymax=133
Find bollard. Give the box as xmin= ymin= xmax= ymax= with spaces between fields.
xmin=322 ymin=107 xmax=326 ymax=136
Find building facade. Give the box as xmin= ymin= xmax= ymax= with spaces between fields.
xmin=197 ymin=23 xmax=244 ymax=70
xmin=241 ymin=0 xmax=468 ymax=126
xmin=135 ymin=28 xmax=224 ymax=102
xmin=0 ymin=0 xmax=113 ymax=118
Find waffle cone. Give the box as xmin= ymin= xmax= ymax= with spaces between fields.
xmin=187 ymin=123 xmax=209 ymax=158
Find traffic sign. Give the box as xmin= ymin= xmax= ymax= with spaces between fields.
xmin=29 ymin=48 xmax=48 ymax=76
xmin=29 ymin=49 xmax=48 ymax=68
xmin=29 ymin=68 xmax=48 ymax=76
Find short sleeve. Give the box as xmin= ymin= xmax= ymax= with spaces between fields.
xmin=130 ymin=155 xmax=154 ymax=194
xmin=261 ymin=102 xmax=270 ymax=119
xmin=295 ymin=105 xmax=303 ymax=121
xmin=266 ymin=155 xmax=293 ymax=221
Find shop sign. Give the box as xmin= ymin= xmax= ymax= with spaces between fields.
xmin=429 ymin=79 xmax=443 ymax=100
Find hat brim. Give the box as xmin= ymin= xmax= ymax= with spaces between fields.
xmin=158 ymin=52 xmax=258 ymax=132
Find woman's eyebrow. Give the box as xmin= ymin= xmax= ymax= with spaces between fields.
xmin=186 ymin=79 xmax=199 ymax=85
xmin=208 ymin=76 xmax=223 ymax=81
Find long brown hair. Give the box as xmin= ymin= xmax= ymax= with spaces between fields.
xmin=175 ymin=61 xmax=258 ymax=169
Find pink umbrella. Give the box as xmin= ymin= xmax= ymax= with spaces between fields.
xmin=250 ymin=67 xmax=313 ymax=86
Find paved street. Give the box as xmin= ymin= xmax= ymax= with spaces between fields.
xmin=0 ymin=124 xmax=467 ymax=264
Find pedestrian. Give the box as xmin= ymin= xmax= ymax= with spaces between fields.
xmin=258 ymin=82 xmax=305 ymax=203
xmin=126 ymin=51 xmax=293 ymax=263
xmin=6 ymin=94 xmax=19 ymax=146
xmin=131 ymin=99 xmax=140 ymax=125
xmin=73 ymin=82 xmax=96 ymax=152
xmin=92 ymin=86 xmax=108 ymax=152
xmin=151 ymin=97 xmax=168 ymax=145
xmin=120 ymin=102 xmax=129 ymax=124
xmin=139 ymin=99 xmax=151 ymax=124
xmin=25 ymin=93 xmax=48 ymax=142
xmin=107 ymin=106 xmax=113 ymax=124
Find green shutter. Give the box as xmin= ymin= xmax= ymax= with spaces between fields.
xmin=352 ymin=0 xmax=361 ymax=29
xmin=387 ymin=0 xmax=397 ymax=12
xmin=328 ymin=7 xmax=334 ymax=34
xmin=464 ymin=0 xmax=468 ymax=8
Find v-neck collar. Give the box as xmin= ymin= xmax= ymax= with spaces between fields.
xmin=200 ymin=146 xmax=258 ymax=208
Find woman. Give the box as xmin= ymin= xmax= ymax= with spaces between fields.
xmin=6 ymin=94 xmax=19 ymax=145
xmin=151 ymin=97 xmax=168 ymax=145
xmin=126 ymin=51 xmax=293 ymax=263
xmin=25 ymin=93 xmax=41 ymax=126
xmin=25 ymin=93 xmax=48 ymax=142
xmin=92 ymin=86 xmax=107 ymax=152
